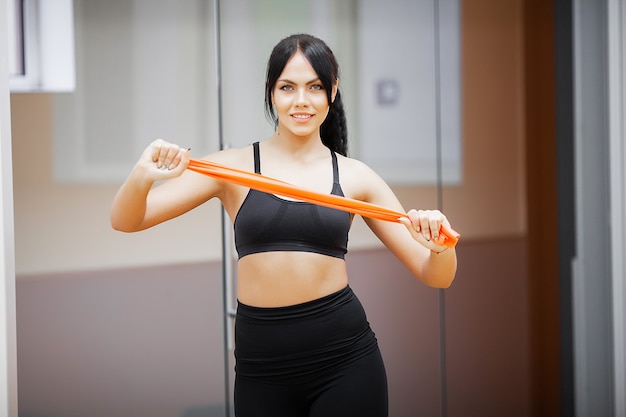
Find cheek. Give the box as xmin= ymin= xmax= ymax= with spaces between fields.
xmin=273 ymin=102 xmax=290 ymax=118
xmin=317 ymin=98 xmax=331 ymax=114
xmin=272 ymin=91 xmax=289 ymax=106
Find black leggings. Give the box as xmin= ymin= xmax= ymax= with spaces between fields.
xmin=234 ymin=286 xmax=388 ymax=417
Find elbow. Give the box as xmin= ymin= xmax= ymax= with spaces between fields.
xmin=421 ymin=262 xmax=457 ymax=289
xmin=110 ymin=216 xmax=141 ymax=233
xmin=110 ymin=221 xmax=131 ymax=233
xmin=431 ymin=275 xmax=455 ymax=289
xmin=111 ymin=225 xmax=141 ymax=233
xmin=423 ymin=251 xmax=457 ymax=288
xmin=110 ymin=205 xmax=149 ymax=233
xmin=422 ymin=273 xmax=455 ymax=289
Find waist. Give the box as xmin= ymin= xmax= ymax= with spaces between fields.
xmin=235 ymin=285 xmax=379 ymax=382
xmin=236 ymin=251 xmax=348 ymax=307
xmin=236 ymin=284 xmax=353 ymax=318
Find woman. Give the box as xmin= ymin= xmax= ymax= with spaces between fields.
xmin=111 ymin=33 xmax=456 ymax=417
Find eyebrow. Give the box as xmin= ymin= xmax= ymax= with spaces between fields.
xmin=277 ymin=77 xmax=321 ymax=85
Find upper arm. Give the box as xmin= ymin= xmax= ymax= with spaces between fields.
xmin=142 ymin=168 xmax=221 ymax=228
xmin=342 ymin=159 xmax=431 ymax=280
xmin=142 ymin=146 xmax=251 ymax=229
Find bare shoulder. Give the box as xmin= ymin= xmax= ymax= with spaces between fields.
xmin=336 ymin=154 xmax=390 ymax=201
xmin=336 ymin=154 xmax=374 ymax=175
xmin=198 ymin=143 xmax=256 ymax=171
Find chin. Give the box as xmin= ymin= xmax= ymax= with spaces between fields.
xmin=285 ymin=128 xmax=317 ymax=138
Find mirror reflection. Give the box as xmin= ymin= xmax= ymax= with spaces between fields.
xmin=10 ymin=1 xmax=533 ymax=417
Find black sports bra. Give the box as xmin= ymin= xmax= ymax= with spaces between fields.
xmin=233 ymin=142 xmax=350 ymax=259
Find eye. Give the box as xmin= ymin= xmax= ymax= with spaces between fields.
xmin=310 ymin=84 xmax=324 ymax=91
xmin=279 ymin=84 xmax=294 ymax=91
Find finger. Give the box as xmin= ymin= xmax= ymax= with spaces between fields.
xmin=419 ymin=212 xmax=431 ymax=241
xmin=169 ymin=147 xmax=190 ymax=171
xmin=168 ymin=148 xmax=184 ymax=170
xmin=151 ymin=139 xmax=164 ymax=164
xmin=398 ymin=216 xmax=419 ymax=240
xmin=164 ymin=146 xmax=181 ymax=170
xmin=405 ymin=209 xmax=421 ymax=233
xmin=429 ymin=216 xmax=442 ymax=242
xmin=436 ymin=216 xmax=452 ymax=245
xmin=150 ymin=139 xmax=174 ymax=168
xmin=158 ymin=144 xmax=180 ymax=170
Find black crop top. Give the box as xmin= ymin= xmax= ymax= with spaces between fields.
xmin=233 ymin=142 xmax=350 ymax=259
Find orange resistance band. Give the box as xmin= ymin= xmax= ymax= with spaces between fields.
xmin=187 ymin=158 xmax=460 ymax=248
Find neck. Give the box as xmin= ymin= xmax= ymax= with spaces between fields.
xmin=265 ymin=135 xmax=330 ymax=164
xmin=270 ymin=132 xmax=325 ymax=152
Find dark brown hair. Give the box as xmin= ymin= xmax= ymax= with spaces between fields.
xmin=264 ymin=34 xmax=348 ymax=156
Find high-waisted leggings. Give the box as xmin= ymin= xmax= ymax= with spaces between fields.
xmin=234 ymin=285 xmax=388 ymax=417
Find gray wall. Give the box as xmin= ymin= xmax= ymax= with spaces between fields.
xmin=17 ymin=238 xmax=529 ymax=417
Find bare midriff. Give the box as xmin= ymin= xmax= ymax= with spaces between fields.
xmin=236 ymin=251 xmax=349 ymax=308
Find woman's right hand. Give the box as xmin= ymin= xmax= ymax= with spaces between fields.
xmin=137 ymin=138 xmax=191 ymax=181
xmin=111 ymin=139 xmax=192 ymax=232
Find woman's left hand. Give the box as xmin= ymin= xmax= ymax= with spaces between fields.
xmin=398 ymin=209 xmax=451 ymax=252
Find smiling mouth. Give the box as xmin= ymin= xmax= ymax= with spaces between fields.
xmin=291 ymin=114 xmax=313 ymax=120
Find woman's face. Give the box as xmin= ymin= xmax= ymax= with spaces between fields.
xmin=272 ymin=51 xmax=337 ymax=139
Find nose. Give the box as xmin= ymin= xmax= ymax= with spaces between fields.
xmin=294 ymin=87 xmax=309 ymax=107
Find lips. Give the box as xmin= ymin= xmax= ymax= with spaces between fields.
xmin=291 ymin=113 xmax=313 ymax=121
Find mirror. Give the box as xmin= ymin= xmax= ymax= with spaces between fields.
xmin=12 ymin=1 xmax=471 ymax=417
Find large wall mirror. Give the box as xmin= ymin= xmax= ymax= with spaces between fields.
xmin=13 ymin=1 xmax=537 ymax=417
xmin=10 ymin=0 xmax=573 ymax=416
xmin=51 ymin=0 xmax=461 ymax=186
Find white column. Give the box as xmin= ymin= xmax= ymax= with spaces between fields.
xmin=0 ymin=0 xmax=18 ymax=415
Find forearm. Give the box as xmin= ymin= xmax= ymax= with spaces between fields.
xmin=110 ymin=165 xmax=154 ymax=232
xmin=421 ymin=247 xmax=457 ymax=288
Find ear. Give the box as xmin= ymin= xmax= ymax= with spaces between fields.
xmin=331 ymin=79 xmax=338 ymax=103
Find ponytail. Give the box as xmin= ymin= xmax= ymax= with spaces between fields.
xmin=321 ymin=90 xmax=348 ymax=156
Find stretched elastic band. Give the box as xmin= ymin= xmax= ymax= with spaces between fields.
xmin=187 ymin=158 xmax=460 ymax=248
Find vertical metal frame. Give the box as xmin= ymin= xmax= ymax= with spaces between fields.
xmin=572 ymin=0 xmax=614 ymax=414
xmin=608 ymin=0 xmax=626 ymax=415
xmin=432 ymin=1 xmax=448 ymax=415
xmin=212 ymin=1 xmax=236 ymax=416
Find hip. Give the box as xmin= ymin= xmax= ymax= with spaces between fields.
xmin=234 ymin=285 xmax=379 ymax=382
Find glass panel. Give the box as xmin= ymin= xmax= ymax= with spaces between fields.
xmin=17 ymin=2 xmax=228 ymax=417
xmin=441 ymin=1 xmax=532 ymax=416
xmin=52 ymin=0 xmax=219 ymax=182
xmin=217 ymin=1 xmax=459 ymax=415
xmin=22 ymin=1 xmax=463 ymax=416
xmin=357 ymin=0 xmax=461 ymax=186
